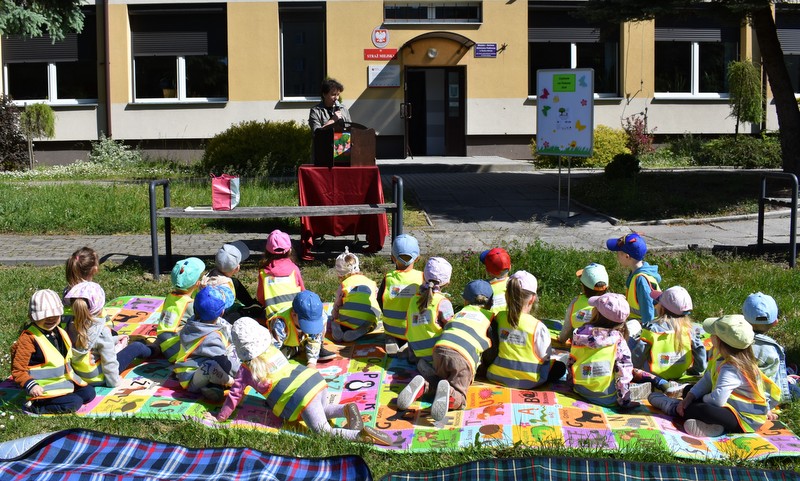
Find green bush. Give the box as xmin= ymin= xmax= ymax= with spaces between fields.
xmin=668 ymin=133 xmax=704 ymax=162
xmin=604 ymin=152 xmax=640 ymax=179
xmin=89 ymin=134 xmax=143 ymax=167
xmin=0 ymin=95 xmax=27 ymax=171
xmin=530 ymin=125 xmax=630 ymax=168
xmin=199 ymin=120 xmax=311 ymax=177
xmin=696 ymin=134 xmax=782 ymax=168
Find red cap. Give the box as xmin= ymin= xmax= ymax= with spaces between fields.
xmin=480 ymin=248 xmax=511 ymax=277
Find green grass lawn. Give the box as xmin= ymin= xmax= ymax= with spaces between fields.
xmin=0 ymin=245 xmax=798 ymax=476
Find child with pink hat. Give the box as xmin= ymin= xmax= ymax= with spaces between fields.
xmin=257 ymin=229 xmax=305 ymax=321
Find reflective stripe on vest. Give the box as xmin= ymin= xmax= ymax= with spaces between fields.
xmin=381 ymin=269 xmax=423 ymax=340
xmin=157 ymin=331 xmax=185 ymax=363
xmin=261 ymin=271 xmax=301 ymax=318
xmin=570 ymin=342 xmax=617 ymax=406
xmin=406 ymin=292 xmax=445 ymax=362
xmin=158 ymin=292 xmax=192 ymax=335
xmin=436 ymin=305 xmax=491 ymax=372
xmin=26 ymin=325 xmax=83 ymax=399
xmin=173 ymin=330 xmax=230 ymax=388
xmin=490 ymin=278 xmax=507 ymax=314
xmin=338 ymin=275 xmax=381 ymax=330
xmin=260 ymin=348 xmax=326 ymax=422
xmin=71 ymin=350 xmax=104 ymax=385
xmin=487 ymin=311 xmax=547 ymax=389
xmin=626 ymin=273 xmax=659 ymax=318
xmin=640 ymin=327 xmax=692 ymax=380
xmin=270 ymin=308 xmax=300 ymax=347
xmin=567 ymin=295 xmax=592 ymax=331
xmin=710 ymin=360 xmax=768 ymax=432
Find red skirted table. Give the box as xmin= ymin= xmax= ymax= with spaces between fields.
xmin=298 ymin=165 xmax=389 ymax=260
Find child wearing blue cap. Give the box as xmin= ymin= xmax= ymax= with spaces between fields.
xmin=157 ymin=257 xmax=206 ymax=363
xmin=269 ymin=290 xmax=337 ymax=367
xmin=173 ymin=285 xmax=241 ymax=402
xmin=378 ymin=234 xmax=423 ymax=357
xmin=606 ymin=233 xmax=661 ymax=327
xmin=397 ymin=279 xmax=493 ymax=422
xmin=743 ymin=292 xmax=797 ymax=405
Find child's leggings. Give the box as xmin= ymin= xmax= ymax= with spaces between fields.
xmin=30 ymin=384 xmax=96 ymax=414
xmin=683 ymin=400 xmax=743 ymax=434
xmin=301 ymin=388 xmax=361 ymax=441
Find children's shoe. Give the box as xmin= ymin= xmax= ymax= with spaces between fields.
xmin=21 ymin=401 xmax=41 ymax=417
xmin=684 ymin=419 xmax=724 ymax=438
xmin=344 ymin=402 xmax=364 ymax=431
xmin=317 ymin=347 xmax=337 ymax=362
xmin=629 ymin=382 xmax=652 ymax=402
xmin=647 ymin=392 xmax=679 ymax=416
xmin=359 ymin=426 xmax=393 ymax=446
xmin=431 ymin=380 xmax=451 ymax=422
xmin=200 ymin=386 xmax=225 ymax=403
xmin=665 ymin=381 xmax=687 ymax=399
xmin=396 ymin=375 xmax=426 ymax=410
xmin=342 ymin=324 xmax=372 ymax=342
xmin=416 ymin=358 xmax=436 ymax=379
xmin=654 ymin=377 xmax=670 ymax=393
xmin=385 ymin=340 xmax=400 ymax=356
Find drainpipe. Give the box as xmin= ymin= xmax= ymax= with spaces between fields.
xmin=104 ymin=0 xmax=112 ymax=138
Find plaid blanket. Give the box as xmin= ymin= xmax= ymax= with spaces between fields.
xmin=382 ymin=456 xmax=800 ymax=481
xmin=0 ymin=429 xmax=372 ymax=481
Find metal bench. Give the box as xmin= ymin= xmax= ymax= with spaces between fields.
xmin=757 ymin=172 xmax=798 ymax=268
xmin=148 ymin=176 xmax=404 ymax=277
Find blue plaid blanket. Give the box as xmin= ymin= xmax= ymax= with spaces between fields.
xmin=0 ymin=429 xmax=372 ymax=481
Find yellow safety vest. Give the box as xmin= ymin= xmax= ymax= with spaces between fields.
xmin=25 ymin=325 xmax=85 ymax=400
xmin=270 ymin=308 xmax=300 ymax=347
xmin=487 ymin=311 xmax=548 ymax=389
xmin=157 ymin=292 xmax=192 ymax=362
xmin=173 ymin=330 xmax=230 ymax=389
xmin=70 ymin=322 xmax=106 ymax=385
xmin=710 ymin=360 xmax=769 ymax=433
xmin=406 ymin=292 xmax=446 ymax=362
xmin=260 ymin=271 xmax=301 ymax=319
xmin=567 ymin=295 xmax=593 ymax=331
xmin=640 ymin=328 xmax=692 ymax=380
xmin=257 ymin=345 xmax=327 ymax=422
xmin=570 ymin=341 xmax=618 ymax=406
xmin=337 ymin=274 xmax=381 ymax=330
xmin=626 ymin=272 xmax=660 ymax=319
xmin=435 ymin=305 xmax=492 ymax=374
xmin=489 ymin=278 xmax=508 ymax=315
xmin=381 ymin=269 xmax=423 ymax=340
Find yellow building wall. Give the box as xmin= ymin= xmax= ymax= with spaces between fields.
xmin=107 ymin=3 xmax=131 ymax=104
xmin=228 ymin=2 xmax=279 ymax=101
xmin=620 ymin=20 xmax=655 ymax=98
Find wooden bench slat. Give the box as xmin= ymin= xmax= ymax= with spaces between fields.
xmin=156 ymin=203 xmax=398 ymax=219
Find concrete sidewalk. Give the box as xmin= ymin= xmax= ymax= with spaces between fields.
xmin=0 ymin=157 xmax=796 ymax=269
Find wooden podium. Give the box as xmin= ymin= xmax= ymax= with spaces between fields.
xmin=312 ymin=122 xmax=376 ymax=167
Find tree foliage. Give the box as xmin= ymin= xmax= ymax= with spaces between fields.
xmin=0 ymin=0 xmax=84 ymax=41
xmin=0 ymin=96 xmax=28 ymax=171
xmin=19 ymin=103 xmax=55 ymax=170
xmin=727 ymin=60 xmax=764 ymax=134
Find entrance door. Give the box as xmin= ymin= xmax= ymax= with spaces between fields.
xmin=404 ymin=67 xmax=466 ymax=156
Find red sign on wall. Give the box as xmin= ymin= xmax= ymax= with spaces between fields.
xmin=364 ymin=49 xmax=398 ymax=60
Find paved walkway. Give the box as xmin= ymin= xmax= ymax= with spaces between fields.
xmin=0 ymin=156 xmax=797 ymax=269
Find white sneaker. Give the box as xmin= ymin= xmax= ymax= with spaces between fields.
xmin=647 ymin=392 xmax=679 ymax=416
xmin=684 ymin=419 xmax=724 ymax=437
xmin=431 ymin=380 xmax=451 ymax=422
xmin=629 ymin=382 xmax=652 ymax=402
xmin=396 ymin=375 xmax=426 ymax=410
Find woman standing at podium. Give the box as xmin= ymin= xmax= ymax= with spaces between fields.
xmin=308 ymin=78 xmax=351 ymax=131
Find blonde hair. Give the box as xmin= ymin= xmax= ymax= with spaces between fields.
xmin=504 ymin=276 xmax=536 ymax=328
xmin=66 ymin=247 xmax=98 ymax=288
xmin=71 ymin=298 xmax=94 ymax=350
xmin=417 ymin=279 xmax=439 ymax=313
xmin=656 ymin=309 xmax=693 ymax=353
xmin=717 ymin=340 xmax=761 ymax=389
xmin=245 ymin=350 xmax=283 ymax=385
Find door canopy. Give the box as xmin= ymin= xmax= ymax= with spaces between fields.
xmin=400 ymin=31 xmax=475 ymax=66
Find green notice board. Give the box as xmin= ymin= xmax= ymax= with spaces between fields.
xmin=535 ymin=69 xmax=594 ymax=157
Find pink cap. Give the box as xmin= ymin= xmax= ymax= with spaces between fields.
xmin=510 ymin=270 xmax=537 ymax=293
xmin=650 ymin=286 xmax=693 ymax=315
xmin=265 ymin=230 xmax=292 ymax=254
xmin=588 ymin=293 xmax=630 ymax=324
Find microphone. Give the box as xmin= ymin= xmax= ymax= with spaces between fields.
xmin=333 ymin=101 xmax=342 ymax=112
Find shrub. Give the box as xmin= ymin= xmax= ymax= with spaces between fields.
xmin=19 ymin=102 xmax=56 ymax=169
xmin=0 ymin=95 xmax=27 ymax=171
xmin=696 ymin=134 xmax=781 ymax=169
xmin=530 ymin=125 xmax=630 ymax=168
xmin=668 ymin=133 xmax=704 ymax=162
xmin=89 ymin=134 xmax=143 ymax=167
xmin=623 ymin=114 xmax=655 ymax=156
xmin=200 ymin=120 xmax=311 ymax=177
xmin=604 ymin=152 xmax=640 ymax=179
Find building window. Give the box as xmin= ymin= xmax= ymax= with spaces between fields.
xmin=130 ymin=4 xmax=228 ymax=102
xmin=528 ymin=7 xmax=619 ymax=96
xmin=384 ymin=2 xmax=482 ymax=24
xmin=655 ymin=15 xmax=739 ymax=97
xmin=1 ymin=11 xmax=97 ymax=104
xmin=777 ymin=6 xmax=800 ymax=94
xmin=280 ymin=2 xmax=325 ymax=100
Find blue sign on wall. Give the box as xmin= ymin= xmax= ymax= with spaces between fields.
xmin=474 ymin=43 xmax=497 ymax=58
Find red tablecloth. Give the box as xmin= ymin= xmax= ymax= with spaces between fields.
xmin=298 ymin=165 xmax=389 ymax=259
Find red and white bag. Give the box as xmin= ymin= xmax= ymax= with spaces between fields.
xmin=211 ymin=174 xmax=240 ymax=211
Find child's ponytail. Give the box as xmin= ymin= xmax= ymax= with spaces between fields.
xmin=66 ymin=247 xmax=98 ymax=288
xmin=718 ymin=341 xmax=761 ymax=388
xmin=71 ymin=298 xmax=93 ymax=350
xmin=417 ymin=280 xmax=436 ymax=313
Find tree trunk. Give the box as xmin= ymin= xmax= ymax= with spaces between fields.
xmin=751 ymin=6 xmax=800 ymax=175
xmin=27 ymin=137 xmax=34 ymax=170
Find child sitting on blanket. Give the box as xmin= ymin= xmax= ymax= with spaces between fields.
xmin=12 ymin=289 xmax=96 ymax=415
xmin=480 ymin=248 xmax=511 ymax=314
xmin=65 ymin=282 xmax=155 ymax=387
xmin=269 ymin=290 xmax=336 ymax=367
xmin=397 ymin=280 xmax=493 ymax=421
xmin=649 ymin=315 xmax=770 ymax=437
xmin=405 ymin=257 xmax=454 ymax=367
xmin=377 ymin=234 xmax=423 ymax=357
xmin=257 ymin=230 xmax=305 ymax=321
xmin=204 ymin=241 xmax=260 ymax=321
xmin=204 ymin=317 xmax=393 ymax=446
xmin=568 ymin=293 xmax=637 ymax=410
xmin=173 ymin=285 xmax=241 ymax=402
xmin=63 ymin=246 xmax=100 ymax=303
xmin=558 ymin=263 xmax=609 ymax=345
xmin=331 ymin=247 xmax=382 ymax=342
xmin=486 ymin=271 xmax=565 ymax=390
xmin=157 ymin=257 xmax=205 ymax=362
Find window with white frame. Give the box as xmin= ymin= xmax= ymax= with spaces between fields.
xmin=384 ymin=2 xmax=482 ymax=24
xmin=655 ymin=15 xmax=739 ymax=97
xmin=280 ymin=2 xmax=326 ymax=100
xmin=129 ymin=4 xmax=228 ymax=102
xmin=2 ymin=11 xmax=97 ymax=104
xmin=528 ymin=7 xmax=619 ymax=96
xmin=777 ymin=5 xmax=800 ymax=94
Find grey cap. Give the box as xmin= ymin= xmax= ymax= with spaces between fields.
xmin=215 ymin=241 xmax=250 ymax=274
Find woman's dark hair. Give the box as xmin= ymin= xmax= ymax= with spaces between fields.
xmin=321 ymin=78 xmax=344 ymax=94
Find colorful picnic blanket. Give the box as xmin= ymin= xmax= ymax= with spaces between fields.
xmin=2 ymin=296 xmax=799 ymax=462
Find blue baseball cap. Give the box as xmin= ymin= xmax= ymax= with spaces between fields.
xmin=742 ymin=292 xmax=778 ymax=325
xmin=391 ymin=234 xmax=420 ymax=267
xmin=462 ymin=280 xmax=493 ymax=304
xmin=606 ymin=233 xmax=647 ymax=261
xmin=292 ymin=290 xmax=325 ymax=335
xmin=194 ymin=285 xmax=234 ymax=321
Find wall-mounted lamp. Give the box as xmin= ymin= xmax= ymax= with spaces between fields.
xmin=427 ymin=48 xmax=438 ymax=59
